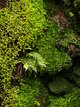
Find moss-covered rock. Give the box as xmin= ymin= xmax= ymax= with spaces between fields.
xmin=47 ymin=76 xmax=74 ymax=94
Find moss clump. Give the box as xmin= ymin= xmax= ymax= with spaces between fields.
xmin=48 ymin=76 xmax=74 ymax=94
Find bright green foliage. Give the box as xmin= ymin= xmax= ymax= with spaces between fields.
xmin=37 ymin=23 xmax=72 ymax=74
xmin=12 ymin=78 xmax=40 ymax=107
xmin=29 ymin=52 xmax=46 ymax=68
xmin=20 ymin=52 xmax=46 ymax=74
xmin=48 ymin=76 xmax=74 ymax=94
xmin=0 ymin=0 xmax=46 ymax=105
xmin=48 ymin=88 xmax=80 ymax=107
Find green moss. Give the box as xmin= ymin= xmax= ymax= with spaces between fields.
xmin=0 ymin=0 xmax=46 ymax=106
xmin=68 ymin=88 xmax=80 ymax=107
xmin=48 ymin=76 xmax=74 ymax=94
xmin=12 ymin=77 xmax=49 ymax=107
xmin=66 ymin=65 xmax=80 ymax=87
xmin=12 ymin=78 xmax=40 ymax=107
xmin=73 ymin=65 xmax=80 ymax=78
xmin=37 ymin=22 xmax=72 ymax=74
xmin=48 ymin=88 xmax=80 ymax=107
xmin=59 ymin=29 xmax=79 ymax=48
xmin=0 ymin=0 xmax=80 ymax=106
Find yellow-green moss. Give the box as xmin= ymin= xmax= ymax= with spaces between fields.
xmin=0 ymin=0 xmax=46 ymax=106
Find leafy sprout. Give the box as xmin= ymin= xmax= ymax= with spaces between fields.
xmin=20 ymin=52 xmax=46 ymax=74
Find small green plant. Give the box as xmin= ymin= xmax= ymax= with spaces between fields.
xmin=20 ymin=52 xmax=46 ymax=74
